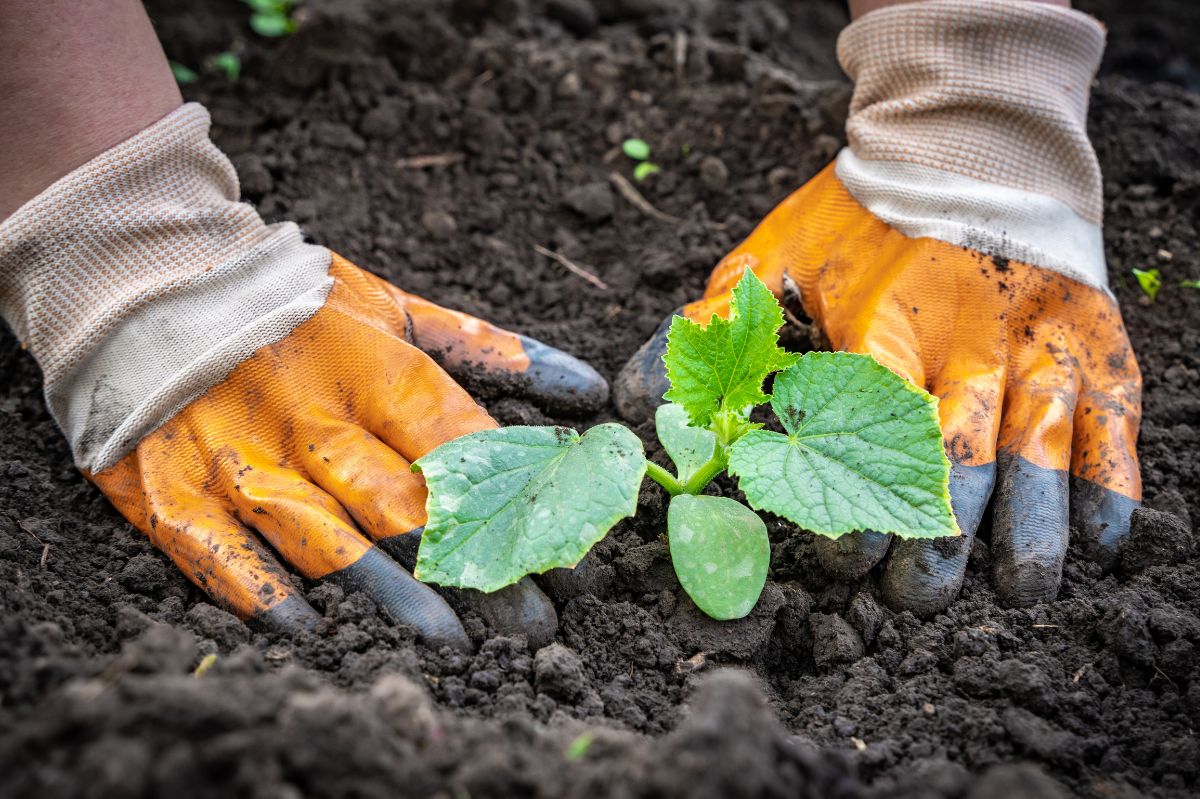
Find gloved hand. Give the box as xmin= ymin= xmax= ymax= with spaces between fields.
xmin=616 ymin=0 xmax=1141 ymax=614
xmin=0 ymin=104 xmax=607 ymax=650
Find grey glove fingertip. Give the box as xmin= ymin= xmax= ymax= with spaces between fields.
xmin=813 ymin=529 xmax=893 ymax=579
xmin=614 ymin=311 xmax=675 ymax=422
xmin=881 ymin=462 xmax=995 ymax=616
xmin=991 ymin=454 xmax=1069 ymax=608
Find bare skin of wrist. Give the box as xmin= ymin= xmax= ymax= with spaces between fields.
xmin=0 ymin=0 xmax=181 ymax=222
xmin=849 ymin=0 xmax=1069 ymax=19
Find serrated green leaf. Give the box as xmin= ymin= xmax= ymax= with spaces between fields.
xmin=622 ymin=138 xmax=651 ymax=160
xmin=414 ymin=424 xmax=646 ymax=592
xmin=663 ymin=270 xmax=797 ymax=428
xmin=728 ymin=352 xmax=956 ymax=539
xmin=654 ymin=403 xmax=717 ymax=484
xmin=668 ymin=494 xmax=769 ymax=620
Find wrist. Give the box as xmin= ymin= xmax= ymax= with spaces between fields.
xmin=833 ymin=0 xmax=1110 ymax=291
xmin=0 ymin=104 xmax=332 ymax=472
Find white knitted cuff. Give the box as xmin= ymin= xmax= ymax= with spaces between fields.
xmin=0 ymin=103 xmax=332 ymax=471
xmin=836 ymin=0 xmax=1108 ymax=289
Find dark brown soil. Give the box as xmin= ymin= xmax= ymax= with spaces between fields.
xmin=2 ymin=1 xmax=1199 ymax=797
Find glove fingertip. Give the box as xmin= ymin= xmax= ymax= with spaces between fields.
xmin=1069 ymin=476 xmax=1140 ymax=570
xmin=517 ymin=335 xmax=609 ymax=415
xmin=614 ymin=312 xmax=675 ymax=422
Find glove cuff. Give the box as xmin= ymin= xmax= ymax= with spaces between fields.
xmin=838 ymin=0 xmax=1105 ymax=224
xmin=0 ymin=103 xmax=332 ymax=471
xmin=835 ymin=0 xmax=1109 ymax=290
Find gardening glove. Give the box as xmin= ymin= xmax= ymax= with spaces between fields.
xmin=615 ymin=0 xmax=1141 ymax=614
xmin=0 ymin=103 xmax=608 ymax=650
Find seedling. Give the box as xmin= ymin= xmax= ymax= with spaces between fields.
xmin=414 ymin=272 xmax=956 ymax=620
xmin=243 ymin=0 xmax=298 ymax=37
xmin=1133 ymin=268 xmax=1162 ymax=301
xmin=209 ymin=52 xmax=242 ymax=81
xmin=1180 ymin=279 xmax=1200 ymax=290
xmin=193 ymin=653 xmax=218 ymax=678
xmin=170 ymin=61 xmax=199 ymax=85
xmin=564 ymin=732 xmax=594 ymax=761
xmin=622 ymin=138 xmax=661 ymax=181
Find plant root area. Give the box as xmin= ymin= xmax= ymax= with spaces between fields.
xmin=2 ymin=1 xmax=1198 ymax=796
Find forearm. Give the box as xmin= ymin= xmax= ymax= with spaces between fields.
xmin=0 ymin=0 xmax=181 ymax=221
xmin=849 ymin=0 xmax=1068 ymax=19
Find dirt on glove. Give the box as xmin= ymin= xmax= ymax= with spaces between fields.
xmin=1 ymin=1 xmax=1198 ymax=796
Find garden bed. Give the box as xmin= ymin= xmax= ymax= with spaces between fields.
xmin=1 ymin=0 xmax=1198 ymax=796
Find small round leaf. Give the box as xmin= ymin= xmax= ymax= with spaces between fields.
xmin=668 ymin=494 xmax=769 ymax=620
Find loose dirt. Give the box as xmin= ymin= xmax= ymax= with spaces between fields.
xmin=2 ymin=1 xmax=1198 ymax=796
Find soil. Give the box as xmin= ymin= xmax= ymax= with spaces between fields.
xmin=2 ymin=1 xmax=1199 ymax=797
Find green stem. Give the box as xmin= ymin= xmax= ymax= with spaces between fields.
xmin=645 ymin=461 xmax=686 ymax=496
xmin=680 ymin=453 xmax=726 ymax=495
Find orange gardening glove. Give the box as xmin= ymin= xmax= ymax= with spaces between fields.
xmin=0 ymin=105 xmax=606 ymax=650
xmin=616 ymin=0 xmax=1140 ymax=614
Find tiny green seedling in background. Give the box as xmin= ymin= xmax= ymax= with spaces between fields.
xmin=170 ymin=61 xmax=199 ymax=85
xmin=209 ymin=52 xmax=242 ymax=81
xmin=1180 ymin=279 xmax=1200 ymax=290
xmin=243 ymin=0 xmax=299 ymax=37
xmin=622 ymin=138 xmax=661 ymax=181
xmin=1133 ymin=268 xmax=1162 ymax=301
xmin=193 ymin=653 xmax=218 ymax=678
xmin=414 ymin=272 xmax=956 ymax=620
xmin=564 ymin=732 xmax=595 ymax=761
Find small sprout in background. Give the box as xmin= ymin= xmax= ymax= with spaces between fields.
xmin=564 ymin=732 xmax=595 ymax=761
xmin=244 ymin=0 xmax=298 ymax=37
xmin=1180 ymin=279 xmax=1200 ymax=290
xmin=633 ymin=162 xmax=661 ymax=181
xmin=622 ymin=137 xmax=661 ymax=182
xmin=680 ymin=143 xmax=692 ymax=156
xmin=208 ymin=52 xmax=242 ymax=81
xmin=1133 ymin=268 xmax=1162 ymax=301
xmin=622 ymin=138 xmax=651 ymax=160
xmin=170 ymin=61 xmax=199 ymax=85
xmin=193 ymin=652 xmax=218 ymax=678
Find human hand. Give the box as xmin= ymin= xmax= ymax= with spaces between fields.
xmin=614 ymin=0 xmax=1141 ymax=614
xmin=0 ymin=105 xmax=606 ymax=649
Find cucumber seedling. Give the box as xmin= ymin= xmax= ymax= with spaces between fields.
xmin=1132 ymin=267 xmax=1162 ymax=301
xmin=413 ymin=271 xmax=957 ymax=620
xmin=243 ymin=0 xmax=299 ymax=37
xmin=622 ymin=138 xmax=661 ymax=181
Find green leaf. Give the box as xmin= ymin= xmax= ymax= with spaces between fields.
xmin=193 ymin=652 xmax=218 ymax=678
xmin=668 ymin=495 xmax=769 ymax=620
xmin=654 ymin=403 xmax=717 ymax=484
xmin=1180 ymin=278 xmax=1200 ymax=290
xmin=414 ymin=425 xmax=646 ymax=592
xmin=622 ymin=138 xmax=651 ymax=161
xmin=1132 ymin=268 xmax=1162 ymax=301
xmin=633 ymin=162 xmax=661 ymax=181
xmin=728 ymin=352 xmax=957 ymax=539
xmin=209 ymin=52 xmax=242 ymax=81
xmin=663 ymin=270 xmax=797 ymax=428
xmin=250 ymin=12 xmax=295 ymax=37
xmin=564 ymin=732 xmax=594 ymax=761
xmin=170 ymin=60 xmax=198 ymax=85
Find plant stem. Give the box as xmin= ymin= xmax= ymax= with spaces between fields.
xmin=645 ymin=461 xmax=685 ymax=496
xmin=680 ymin=455 xmax=726 ymax=495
